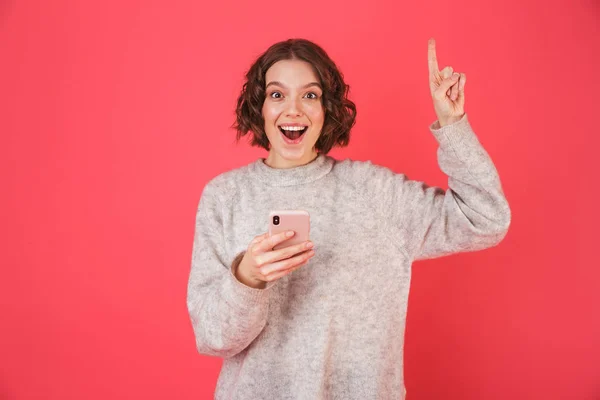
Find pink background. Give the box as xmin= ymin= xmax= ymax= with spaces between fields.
xmin=2 ymin=0 xmax=598 ymax=399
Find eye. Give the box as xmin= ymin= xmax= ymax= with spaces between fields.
xmin=305 ymin=92 xmax=319 ymax=99
xmin=269 ymin=91 xmax=282 ymax=99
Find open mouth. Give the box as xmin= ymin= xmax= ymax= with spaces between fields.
xmin=278 ymin=126 xmax=308 ymax=140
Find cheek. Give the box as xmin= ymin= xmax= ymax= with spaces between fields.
xmin=262 ymin=102 xmax=279 ymax=123
xmin=307 ymin=104 xmax=325 ymax=125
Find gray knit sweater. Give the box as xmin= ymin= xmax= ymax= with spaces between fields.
xmin=187 ymin=113 xmax=511 ymax=400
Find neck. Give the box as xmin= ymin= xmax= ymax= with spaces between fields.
xmin=265 ymin=150 xmax=319 ymax=169
xmin=253 ymin=152 xmax=334 ymax=187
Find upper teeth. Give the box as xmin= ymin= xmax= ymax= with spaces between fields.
xmin=280 ymin=126 xmax=306 ymax=131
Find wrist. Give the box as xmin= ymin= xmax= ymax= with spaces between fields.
xmin=235 ymin=268 xmax=267 ymax=289
xmin=234 ymin=255 xmax=267 ymax=289
xmin=438 ymin=114 xmax=464 ymax=127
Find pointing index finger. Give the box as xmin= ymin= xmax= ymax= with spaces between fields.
xmin=428 ymin=38 xmax=439 ymax=75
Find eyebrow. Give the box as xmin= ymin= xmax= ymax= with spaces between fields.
xmin=266 ymin=81 xmax=322 ymax=90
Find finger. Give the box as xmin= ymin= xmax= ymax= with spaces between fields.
xmin=258 ymin=240 xmax=314 ymax=267
xmin=456 ymin=73 xmax=466 ymax=106
xmin=451 ymin=73 xmax=459 ymax=101
xmin=255 ymin=230 xmax=295 ymax=253
xmin=440 ymin=66 xmax=453 ymax=80
xmin=264 ymin=258 xmax=310 ymax=282
xmin=428 ymin=38 xmax=439 ymax=76
xmin=249 ymin=233 xmax=269 ymax=245
xmin=459 ymin=73 xmax=466 ymax=95
xmin=260 ymin=249 xmax=315 ymax=277
xmin=439 ymin=67 xmax=453 ymax=96
xmin=437 ymin=73 xmax=460 ymax=98
xmin=262 ymin=255 xmax=312 ymax=282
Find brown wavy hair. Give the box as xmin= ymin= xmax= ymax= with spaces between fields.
xmin=233 ymin=38 xmax=357 ymax=154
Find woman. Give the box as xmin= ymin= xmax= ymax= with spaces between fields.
xmin=187 ymin=38 xmax=511 ymax=400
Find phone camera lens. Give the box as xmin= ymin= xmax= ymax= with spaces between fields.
xmin=273 ymin=216 xmax=280 ymax=225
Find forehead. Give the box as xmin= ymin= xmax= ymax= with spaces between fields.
xmin=265 ymin=59 xmax=320 ymax=86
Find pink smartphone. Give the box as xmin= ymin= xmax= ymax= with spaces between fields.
xmin=268 ymin=210 xmax=310 ymax=251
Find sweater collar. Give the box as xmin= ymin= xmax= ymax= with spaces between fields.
xmin=251 ymin=153 xmax=334 ymax=187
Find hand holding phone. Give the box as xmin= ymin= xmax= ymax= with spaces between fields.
xmin=234 ymin=210 xmax=314 ymax=289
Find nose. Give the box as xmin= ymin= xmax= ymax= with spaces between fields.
xmin=285 ymin=96 xmax=303 ymax=117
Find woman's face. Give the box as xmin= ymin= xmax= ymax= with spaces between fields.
xmin=262 ymin=59 xmax=325 ymax=169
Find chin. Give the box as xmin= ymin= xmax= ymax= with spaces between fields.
xmin=275 ymin=147 xmax=308 ymax=160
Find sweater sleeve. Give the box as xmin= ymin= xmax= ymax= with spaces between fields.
xmin=186 ymin=180 xmax=271 ymax=359
xmin=398 ymin=113 xmax=511 ymax=261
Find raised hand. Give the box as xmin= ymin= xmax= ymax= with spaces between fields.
xmin=428 ymin=38 xmax=466 ymax=127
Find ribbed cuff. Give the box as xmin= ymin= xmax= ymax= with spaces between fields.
xmin=429 ymin=113 xmax=482 ymax=155
xmin=223 ymin=267 xmax=272 ymax=306
xmin=222 ymin=253 xmax=276 ymax=307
